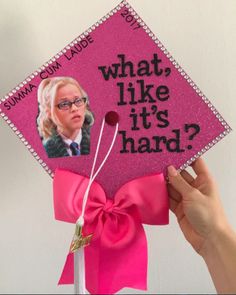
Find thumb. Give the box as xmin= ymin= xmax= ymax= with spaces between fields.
xmin=168 ymin=166 xmax=195 ymax=198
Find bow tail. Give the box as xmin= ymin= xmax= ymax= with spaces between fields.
xmin=58 ymin=252 xmax=74 ymax=285
xmin=85 ymin=223 xmax=148 ymax=294
xmin=58 ymin=223 xmax=148 ymax=294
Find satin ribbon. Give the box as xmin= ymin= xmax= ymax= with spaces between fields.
xmin=53 ymin=169 xmax=169 ymax=294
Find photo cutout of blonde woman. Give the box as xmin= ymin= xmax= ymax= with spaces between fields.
xmin=37 ymin=77 xmax=94 ymax=158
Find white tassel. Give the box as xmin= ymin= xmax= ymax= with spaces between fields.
xmin=73 ymin=119 xmax=119 ymax=294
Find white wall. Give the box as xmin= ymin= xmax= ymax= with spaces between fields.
xmin=0 ymin=0 xmax=235 ymax=293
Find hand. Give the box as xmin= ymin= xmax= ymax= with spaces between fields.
xmin=167 ymin=158 xmax=230 ymax=255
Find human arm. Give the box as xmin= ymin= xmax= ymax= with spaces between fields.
xmin=167 ymin=158 xmax=236 ymax=294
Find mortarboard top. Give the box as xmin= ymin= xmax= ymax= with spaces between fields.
xmin=0 ymin=0 xmax=231 ymax=198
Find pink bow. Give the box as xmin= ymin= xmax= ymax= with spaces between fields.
xmin=53 ymin=169 xmax=169 ymax=294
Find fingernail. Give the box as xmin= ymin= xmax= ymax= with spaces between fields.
xmin=168 ymin=165 xmax=178 ymax=177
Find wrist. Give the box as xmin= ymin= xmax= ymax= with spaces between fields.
xmin=200 ymin=222 xmax=235 ymax=259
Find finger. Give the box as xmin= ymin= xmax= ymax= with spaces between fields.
xmin=191 ymin=158 xmax=210 ymax=176
xmin=180 ymin=170 xmax=194 ymax=184
xmin=169 ymin=196 xmax=178 ymax=214
xmin=168 ymin=165 xmax=196 ymax=197
xmin=167 ymin=183 xmax=182 ymax=202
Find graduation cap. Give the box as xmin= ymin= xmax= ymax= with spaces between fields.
xmin=0 ymin=1 xmax=231 ymax=294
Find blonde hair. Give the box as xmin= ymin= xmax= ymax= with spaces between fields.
xmin=37 ymin=77 xmax=94 ymax=140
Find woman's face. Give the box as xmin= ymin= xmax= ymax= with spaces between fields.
xmin=52 ymin=83 xmax=86 ymax=137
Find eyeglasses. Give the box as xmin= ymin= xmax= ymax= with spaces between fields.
xmin=56 ymin=97 xmax=87 ymax=110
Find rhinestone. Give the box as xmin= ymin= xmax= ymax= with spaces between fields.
xmin=1 ymin=113 xmax=4 ymax=117
xmin=39 ymin=159 xmax=43 ymax=164
xmin=24 ymin=141 xmax=28 ymax=145
xmin=152 ymin=36 xmax=156 ymax=40
xmin=62 ymin=49 xmax=67 ymax=53
xmin=30 ymin=148 xmax=34 ymax=153
xmin=12 ymin=89 xmax=17 ymax=93
xmin=221 ymin=121 xmax=226 ymax=126
xmin=143 ymin=25 xmax=147 ymax=30
xmin=198 ymin=151 xmax=202 ymax=155
xmin=140 ymin=22 xmax=145 ymax=26
xmin=30 ymin=74 xmax=35 ymax=79
xmin=223 ymin=131 xmax=228 ymax=135
xmin=220 ymin=133 xmax=225 ymax=138
xmin=27 ymin=144 xmax=31 ymax=149
xmin=1 ymin=98 xmax=5 ymax=102
xmin=180 ymin=166 xmax=184 ymax=170
xmin=6 ymin=119 xmax=11 ymax=124
xmin=9 ymin=123 xmax=14 ymax=128
xmin=35 ymin=155 xmax=40 ymax=160
xmin=190 ymin=82 xmax=194 ymax=86
xmin=42 ymin=163 xmax=46 ymax=167
xmin=202 ymin=148 xmax=206 ymax=152
xmin=15 ymin=131 xmax=20 ymax=135
xmin=58 ymin=52 xmax=63 ymax=56
xmin=33 ymin=152 xmax=37 ymax=156
xmin=4 ymin=116 xmax=8 ymax=120
xmin=137 ymin=18 xmax=142 ymax=23
xmin=9 ymin=92 xmax=13 ymax=96
xmin=181 ymin=71 xmax=185 ymax=76
xmin=45 ymin=166 xmax=49 ymax=171
xmin=34 ymin=71 xmax=39 ymax=76
xmin=26 ymin=78 xmax=31 ymax=82
xmin=210 ymin=106 xmax=215 ymax=111
xmin=23 ymin=81 xmax=27 ymax=85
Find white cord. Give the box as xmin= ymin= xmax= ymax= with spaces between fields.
xmin=74 ymin=119 xmax=119 ymax=294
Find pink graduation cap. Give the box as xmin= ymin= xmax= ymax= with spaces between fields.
xmin=0 ymin=1 xmax=231 ymax=294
